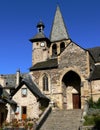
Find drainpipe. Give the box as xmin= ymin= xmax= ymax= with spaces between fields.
xmin=16 ymin=69 xmax=20 ymax=87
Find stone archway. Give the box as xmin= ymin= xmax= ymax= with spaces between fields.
xmin=62 ymin=71 xmax=81 ymax=109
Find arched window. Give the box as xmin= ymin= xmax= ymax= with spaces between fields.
xmin=52 ymin=44 xmax=57 ymax=56
xmin=43 ymin=74 xmax=48 ymax=91
xmin=60 ymin=42 xmax=65 ymax=53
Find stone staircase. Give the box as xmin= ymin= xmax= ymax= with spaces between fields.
xmin=39 ymin=109 xmax=82 ymax=130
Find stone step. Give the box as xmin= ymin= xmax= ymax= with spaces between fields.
xmin=40 ymin=109 xmax=82 ymax=130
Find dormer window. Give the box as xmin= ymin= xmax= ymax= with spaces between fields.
xmin=21 ymin=88 xmax=27 ymax=97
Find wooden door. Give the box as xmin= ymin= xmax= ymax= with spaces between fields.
xmin=73 ymin=94 xmax=80 ymax=109
xmin=22 ymin=106 xmax=27 ymax=120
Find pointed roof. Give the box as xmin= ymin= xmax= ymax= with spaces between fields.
xmin=30 ymin=20 xmax=50 ymax=45
xmin=50 ymin=6 xmax=69 ymax=42
xmin=10 ymin=74 xmax=50 ymax=103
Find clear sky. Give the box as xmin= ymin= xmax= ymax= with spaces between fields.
xmin=0 ymin=0 xmax=100 ymax=74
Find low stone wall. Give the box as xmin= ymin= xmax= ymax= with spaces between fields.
xmin=35 ymin=105 xmax=52 ymax=130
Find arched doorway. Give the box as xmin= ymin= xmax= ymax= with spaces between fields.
xmin=62 ymin=71 xmax=81 ymax=109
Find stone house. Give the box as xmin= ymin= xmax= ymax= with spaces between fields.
xmin=0 ymin=84 xmax=16 ymax=126
xmin=0 ymin=5 xmax=100 ymax=124
xmin=9 ymin=74 xmax=49 ymax=121
xmin=0 ymin=71 xmax=49 ymax=123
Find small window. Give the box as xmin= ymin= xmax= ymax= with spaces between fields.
xmin=60 ymin=42 xmax=65 ymax=53
xmin=52 ymin=44 xmax=57 ymax=57
xmin=21 ymin=88 xmax=27 ymax=97
xmin=36 ymin=42 xmax=39 ymax=46
xmin=15 ymin=106 xmax=19 ymax=114
xmin=43 ymin=74 xmax=48 ymax=91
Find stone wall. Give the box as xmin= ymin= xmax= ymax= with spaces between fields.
xmin=59 ymin=42 xmax=89 ymax=79
xmin=12 ymin=84 xmax=40 ymax=120
xmin=90 ymin=80 xmax=100 ymax=101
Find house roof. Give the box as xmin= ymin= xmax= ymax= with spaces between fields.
xmin=50 ymin=6 xmax=69 ymax=42
xmin=30 ymin=58 xmax=58 ymax=71
xmin=89 ymin=65 xmax=100 ymax=81
xmin=10 ymin=74 xmax=50 ymax=102
xmin=88 ymin=47 xmax=100 ymax=63
xmin=0 ymin=73 xmax=28 ymax=88
xmin=0 ymin=85 xmax=17 ymax=105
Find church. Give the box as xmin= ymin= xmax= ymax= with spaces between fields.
xmin=0 ymin=5 xmax=100 ymax=126
xmin=29 ymin=5 xmax=100 ymax=109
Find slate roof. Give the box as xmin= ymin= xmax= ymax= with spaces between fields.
xmin=50 ymin=6 xmax=69 ymax=42
xmin=0 ymin=73 xmax=28 ymax=88
xmin=0 ymin=85 xmax=17 ymax=105
xmin=29 ymin=20 xmax=50 ymax=45
xmin=88 ymin=47 xmax=100 ymax=63
xmin=30 ymin=32 xmax=46 ymax=42
xmin=30 ymin=58 xmax=58 ymax=71
xmin=10 ymin=74 xmax=50 ymax=102
xmin=29 ymin=31 xmax=51 ymax=47
xmin=89 ymin=65 xmax=100 ymax=81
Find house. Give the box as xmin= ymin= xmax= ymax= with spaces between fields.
xmin=0 ymin=85 xmax=16 ymax=126
xmin=10 ymin=74 xmax=49 ymax=121
xmin=0 ymin=71 xmax=49 ymax=123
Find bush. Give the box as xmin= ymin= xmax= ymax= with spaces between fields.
xmin=83 ymin=115 xmax=95 ymax=126
xmin=88 ymin=98 xmax=100 ymax=109
xmin=94 ymin=115 xmax=100 ymax=129
xmin=84 ymin=114 xmax=100 ymax=127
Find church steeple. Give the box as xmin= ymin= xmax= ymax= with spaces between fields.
xmin=50 ymin=6 xmax=69 ymax=42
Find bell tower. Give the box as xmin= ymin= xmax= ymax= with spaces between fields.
xmin=30 ymin=21 xmax=50 ymax=65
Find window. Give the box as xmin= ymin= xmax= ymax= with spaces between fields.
xmin=21 ymin=88 xmax=27 ymax=97
xmin=15 ymin=106 xmax=19 ymax=114
xmin=52 ymin=44 xmax=57 ymax=56
xmin=60 ymin=42 xmax=65 ymax=53
xmin=43 ymin=74 xmax=48 ymax=91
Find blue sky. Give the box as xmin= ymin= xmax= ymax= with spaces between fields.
xmin=0 ymin=0 xmax=100 ymax=74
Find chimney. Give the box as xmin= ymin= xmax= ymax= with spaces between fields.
xmin=16 ymin=69 xmax=20 ymax=86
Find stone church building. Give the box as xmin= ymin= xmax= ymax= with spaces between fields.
xmin=29 ymin=6 xmax=100 ymax=109
xmin=0 ymin=6 xmax=100 ymax=124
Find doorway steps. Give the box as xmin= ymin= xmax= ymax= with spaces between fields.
xmin=39 ymin=109 xmax=82 ymax=130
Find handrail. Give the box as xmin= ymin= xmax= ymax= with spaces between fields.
xmin=34 ymin=105 xmax=52 ymax=130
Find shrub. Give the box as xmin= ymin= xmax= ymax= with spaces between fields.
xmin=94 ymin=115 xmax=100 ymax=129
xmin=83 ymin=115 xmax=95 ymax=126
xmin=88 ymin=98 xmax=100 ymax=109
xmin=84 ymin=114 xmax=100 ymax=127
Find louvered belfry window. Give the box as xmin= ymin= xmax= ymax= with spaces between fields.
xmin=60 ymin=42 xmax=65 ymax=53
xmin=43 ymin=74 xmax=48 ymax=91
xmin=52 ymin=44 xmax=57 ymax=56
